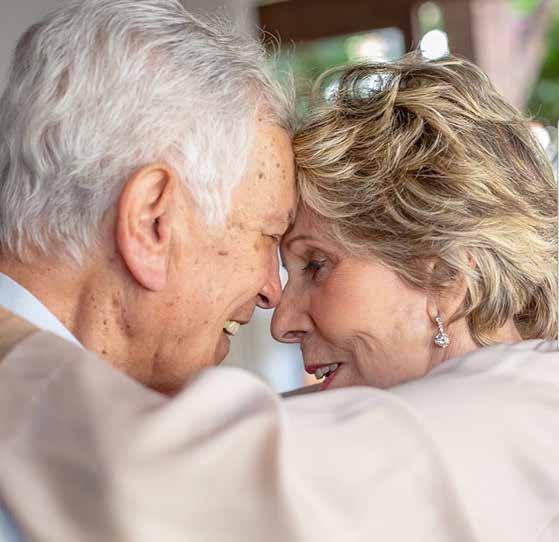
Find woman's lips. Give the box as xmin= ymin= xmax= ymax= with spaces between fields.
xmin=304 ymin=363 xmax=342 ymax=391
xmin=319 ymin=366 xmax=340 ymax=391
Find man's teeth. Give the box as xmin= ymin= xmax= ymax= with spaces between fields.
xmin=223 ymin=320 xmax=241 ymax=336
xmin=315 ymin=363 xmax=339 ymax=380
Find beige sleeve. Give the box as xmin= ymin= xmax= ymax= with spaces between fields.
xmin=0 ymin=307 xmax=37 ymax=362
xmin=0 ymin=333 xmax=474 ymax=542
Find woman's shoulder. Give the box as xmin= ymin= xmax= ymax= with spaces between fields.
xmin=391 ymin=339 xmax=559 ymax=542
xmin=426 ymin=339 xmax=558 ymax=379
xmin=393 ymin=339 xmax=559 ymax=423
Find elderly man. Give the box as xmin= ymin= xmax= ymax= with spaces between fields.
xmin=0 ymin=0 xmax=295 ymax=396
xmin=1 ymin=2 xmax=559 ymax=542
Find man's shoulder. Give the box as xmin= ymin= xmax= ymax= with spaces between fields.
xmin=0 ymin=307 xmax=36 ymax=361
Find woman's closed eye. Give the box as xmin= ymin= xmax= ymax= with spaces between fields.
xmin=303 ymin=258 xmax=327 ymax=279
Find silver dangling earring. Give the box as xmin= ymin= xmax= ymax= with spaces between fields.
xmin=434 ymin=315 xmax=450 ymax=348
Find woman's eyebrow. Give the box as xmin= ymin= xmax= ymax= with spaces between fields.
xmin=285 ymin=234 xmax=319 ymax=247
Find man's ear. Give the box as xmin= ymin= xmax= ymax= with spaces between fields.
xmin=116 ymin=163 xmax=176 ymax=292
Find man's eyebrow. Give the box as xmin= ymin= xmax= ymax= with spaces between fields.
xmin=268 ymin=209 xmax=296 ymax=230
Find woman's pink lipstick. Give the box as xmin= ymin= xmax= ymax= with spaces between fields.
xmin=304 ymin=364 xmax=341 ymax=391
xmin=319 ymin=368 xmax=339 ymax=391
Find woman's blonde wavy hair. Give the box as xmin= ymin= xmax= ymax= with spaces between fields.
xmin=294 ymin=53 xmax=557 ymax=345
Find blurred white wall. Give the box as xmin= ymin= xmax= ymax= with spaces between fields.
xmin=0 ymin=0 xmax=69 ymax=84
xmin=0 ymin=0 xmax=304 ymax=393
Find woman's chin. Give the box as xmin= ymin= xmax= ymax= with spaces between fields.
xmin=319 ymin=365 xmax=359 ymax=391
xmin=325 ymin=365 xmax=376 ymax=390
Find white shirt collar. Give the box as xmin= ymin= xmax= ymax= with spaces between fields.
xmin=0 ymin=272 xmax=81 ymax=347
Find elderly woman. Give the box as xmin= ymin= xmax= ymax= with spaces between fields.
xmin=273 ymin=54 xmax=557 ymax=391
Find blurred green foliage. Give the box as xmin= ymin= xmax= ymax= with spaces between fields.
xmin=510 ymin=0 xmax=546 ymax=13
xmin=527 ymin=1 xmax=559 ymax=124
xmin=275 ymin=0 xmax=558 ymax=123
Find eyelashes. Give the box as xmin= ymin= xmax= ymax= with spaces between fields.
xmin=303 ymin=259 xmax=326 ymax=278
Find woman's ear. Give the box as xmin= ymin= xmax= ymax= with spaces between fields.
xmin=115 ymin=163 xmax=176 ymax=292
xmin=425 ymin=258 xmax=471 ymax=326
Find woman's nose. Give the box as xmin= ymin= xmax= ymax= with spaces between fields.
xmin=271 ymin=285 xmax=310 ymax=343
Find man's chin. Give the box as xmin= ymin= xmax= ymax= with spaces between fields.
xmin=215 ymin=331 xmax=232 ymax=364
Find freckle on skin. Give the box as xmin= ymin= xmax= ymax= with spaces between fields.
xmin=258 ymin=172 xmax=264 ymax=179
xmin=218 ymin=250 xmax=229 ymax=256
xmin=102 ymin=349 xmax=107 ymax=355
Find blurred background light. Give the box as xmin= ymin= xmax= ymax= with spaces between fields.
xmin=532 ymin=123 xmax=552 ymax=149
xmin=420 ymin=29 xmax=450 ymax=60
xmin=345 ymin=28 xmax=406 ymax=62
xmin=418 ymin=1 xmax=444 ymax=33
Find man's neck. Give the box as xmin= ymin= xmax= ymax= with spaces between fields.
xmin=0 ymin=257 xmax=86 ymax=337
xmin=0 ymin=256 xmax=158 ymax=385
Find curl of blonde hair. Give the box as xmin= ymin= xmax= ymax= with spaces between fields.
xmin=294 ymin=53 xmax=557 ymax=344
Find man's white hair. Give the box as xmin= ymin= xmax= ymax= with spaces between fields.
xmin=0 ymin=0 xmax=294 ymax=262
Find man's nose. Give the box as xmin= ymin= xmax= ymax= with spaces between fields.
xmin=256 ymin=264 xmax=282 ymax=310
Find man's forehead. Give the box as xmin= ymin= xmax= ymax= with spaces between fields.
xmin=265 ymin=208 xmax=296 ymax=228
xmin=287 ymin=208 xmax=296 ymax=225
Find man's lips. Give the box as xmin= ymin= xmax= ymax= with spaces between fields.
xmin=223 ymin=318 xmax=251 ymax=337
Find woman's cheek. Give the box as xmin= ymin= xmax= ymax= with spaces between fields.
xmin=310 ymin=277 xmax=357 ymax=340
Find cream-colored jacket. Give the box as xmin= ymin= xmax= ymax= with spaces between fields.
xmin=0 ymin=308 xmax=558 ymax=542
